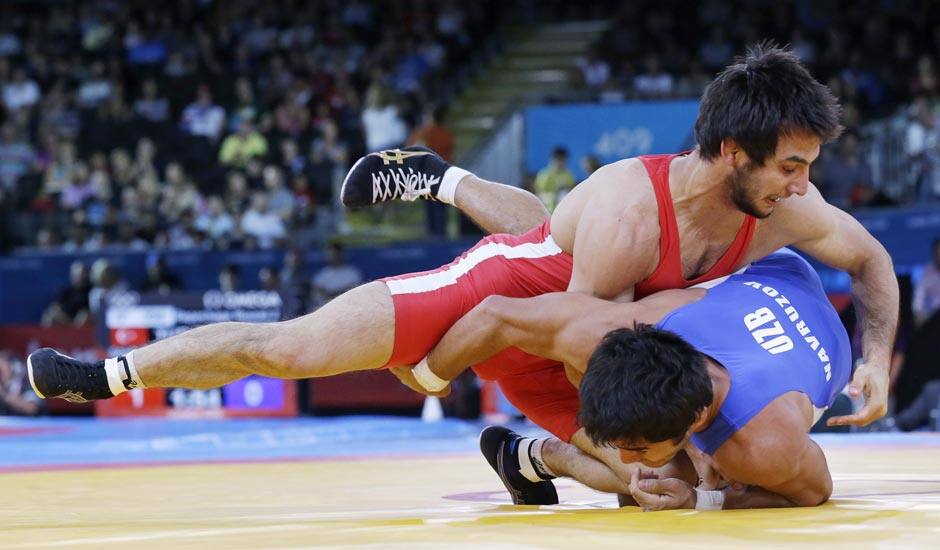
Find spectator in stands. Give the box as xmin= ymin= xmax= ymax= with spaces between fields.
xmin=906 ymin=99 xmax=940 ymax=201
xmin=817 ymin=133 xmax=873 ymax=210
xmin=196 ymin=196 xmax=236 ymax=241
xmin=229 ymin=77 xmax=262 ymax=133
xmin=88 ymin=259 xmax=129 ymax=315
xmin=273 ymin=88 xmax=310 ymax=139
xmin=241 ymin=192 xmax=286 ymax=249
xmin=259 ymin=266 xmax=281 ymax=292
xmin=699 ymin=27 xmax=733 ymax=70
xmin=141 ymin=254 xmax=183 ymax=295
xmin=3 ymin=67 xmax=40 ymax=112
xmin=76 ymin=61 xmax=112 ymax=109
xmin=634 ymin=55 xmax=674 ymax=98
xmin=280 ymin=248 xmax=311 ymax=318
xmin=219 ymin=264 xmax=241 ymax=292
xmin=0 ymin=351 xmax=41 ymax=416
xmin=394 ymin=38 xmax=433 ymax=94
xmin=676 ymin=60 xmax=712 ymax=97
xmin=577 ymin=49 xmax=611 ymax=90
xmin=534 ymin=146 xmax=575 ymax=212
xmin=914 ymin=239 xmax=940 ymax=327
xmin=41 ymin=260 xmax=91 ymax=327
xmin=2 ymin=0 xmax=938 ymax=256
xmin=219 ymin=119 xmax=268 ymax=168
xmin=133 ymin=78 xmax=170 ymax=123
xmin=262 ymin=165 xmax=294 ymax=219
xmin=892 ymin=380 xmax=940 ymax=431
xmin=280 ymin=139 xmax=306 ymax=176
xmin=60 ymin=162 xmax=94 ymax=211
xmin=581 ymin=154 xmax=601 ymax=176
xmin=361 ymin=84 xmax=407 ymax=152
xmin=408 ymin=105 xmax=455 ymax=236
xmin=0 ymin=123 xmax=35 ymax=192
xmin=311 ymin=242 xmax=363 ymax=306
xmin=181 ymin=85 xmax=226 ymax=142
xmin=43 ymin=140 xmax=77 ymax=196
xmin=160 ymin=163 xmax=203 ymax=221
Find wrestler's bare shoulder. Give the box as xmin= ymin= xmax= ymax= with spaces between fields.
xmin=551 ymin=158 xmax=658 ymax=251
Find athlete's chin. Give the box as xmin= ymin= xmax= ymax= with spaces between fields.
xmin=641 ymin=458 xmax=671 ymax=468
xmin=749 ymin=200 xmax=776 ymax=219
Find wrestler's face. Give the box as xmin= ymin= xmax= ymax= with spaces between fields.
xmin=617 ymin=432 xmax=693 ymax=468
xmin=726 ymin=133 xmax=820 ymax=219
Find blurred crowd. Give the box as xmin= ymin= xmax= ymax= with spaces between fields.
xmin=579 ymin=0 xmax=939 ymax=120
xmin=1 ymin=0 xmax=939 ymax=253
xmin=0 ymin=0 xmax=506 ymax=253
xmin=575 ymin=0 xmax=940 ymax=207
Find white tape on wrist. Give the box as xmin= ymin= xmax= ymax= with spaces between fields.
xmin=412 ymin=358 xmax=449 ymax=392
xmin=695 ymin=488 xmax=725 ymax=511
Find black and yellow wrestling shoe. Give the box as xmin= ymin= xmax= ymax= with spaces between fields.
xmin=340 ymin=145 xmax=452 ymax=207
xmin=27 ymin=348 xmax=115 ymax=402
xmin=479 ymin=425 xmax=559 ymax=505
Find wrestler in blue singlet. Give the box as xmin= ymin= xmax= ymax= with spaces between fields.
xmin=656 ymin=248 xmax=853 ymax=455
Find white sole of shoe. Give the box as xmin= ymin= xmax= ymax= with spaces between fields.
xmin=339 ymin=153 xmax=370 ymax=206
xmin=26 ymin=353 xmax=45 ymax=398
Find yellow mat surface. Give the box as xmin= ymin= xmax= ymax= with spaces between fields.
xmin=2 ymin=442 xmax=939 ymax=549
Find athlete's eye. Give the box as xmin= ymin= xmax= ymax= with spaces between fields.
xmin=782 ymin=167 xmax=796 ymax=175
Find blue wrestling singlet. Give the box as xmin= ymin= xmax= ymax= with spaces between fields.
xmin=656 ymin=249 xmax=852 ymax=455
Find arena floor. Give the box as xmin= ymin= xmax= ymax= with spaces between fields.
xmin=1 ymin=417 xmax=939 ymax=549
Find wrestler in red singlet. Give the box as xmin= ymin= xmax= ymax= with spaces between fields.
xmin=381 ymin=153 xmax=756 ymax=441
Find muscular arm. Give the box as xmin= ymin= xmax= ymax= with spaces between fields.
xmin=713 ymin=395 xmax=832 ymax=509
xmin=425 ymin=293 xmax=629 ymax=381
xmin=717 ymin=438 xmax=831 ymax=509
xmin=424 ymin=288 xmax=703 ymax=382
xmin=792 ymin=198 xmax=897 ymax=369
xmin=780 ymin=187 xmax=898 ymax=423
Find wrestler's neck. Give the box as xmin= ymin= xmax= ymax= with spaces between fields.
xmin=668 ymin=149 xmax=745 ymax=230
xmin=695 ymin=359 xmax=731 ymax=433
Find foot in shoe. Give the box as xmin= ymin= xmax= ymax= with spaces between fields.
xmin=479 ymin=425 xmax=559 ymax=505
xmin=340 ymin=145 xmax=454 ymax=207
xmin=27 ymin=348 xmax=118 ymax=402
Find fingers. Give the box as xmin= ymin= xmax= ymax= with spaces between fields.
xmin=629 ymin=477 xmax=685 ymax=512
xmin=637 ymin=469 xmax=659 ymax=481
xmin=826 ymin=408 xmax=873 ymax=427
xmin=826 ymin=413 xmax=863 ymax=427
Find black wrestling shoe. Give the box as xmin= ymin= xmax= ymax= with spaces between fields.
xmin=479 ymin=425 xmax=558 ymax=505
xmin=27 ymin=348 xmax=114 ymax=403
xmin=340 ymin=145 xmax=451 ymax=207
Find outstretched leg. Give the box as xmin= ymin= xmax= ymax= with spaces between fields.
xmin=133 ymin=281 xmax=395 ymax=389
xmin=28 ymin=282 xmax=397 ymax=400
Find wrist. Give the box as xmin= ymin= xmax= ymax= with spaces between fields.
xmin=694 ymin=487 xmax=726 ymax=511
xmin=412 ymin=357 xmax=449 ymax=392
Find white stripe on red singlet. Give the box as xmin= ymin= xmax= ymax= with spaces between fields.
xmin=385 ymin=235 xmax=563 ymax=295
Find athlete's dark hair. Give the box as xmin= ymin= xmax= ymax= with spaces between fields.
xmin=695 ymin=42 xmax=843 ymax=165
xmin=578 ymin=325 xmax=713 ymax=447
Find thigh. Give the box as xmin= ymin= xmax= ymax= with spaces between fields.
xmin=382 ymin=224 xmax=571 ymax=367
xmin=272 ymin=281 xmax=396 ymax=376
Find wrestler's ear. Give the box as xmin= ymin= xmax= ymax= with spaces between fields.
xmin=719 ymin=139 xmax=742 ymax=166
xmin=689 ymin=407 xmax=710 ymax=432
